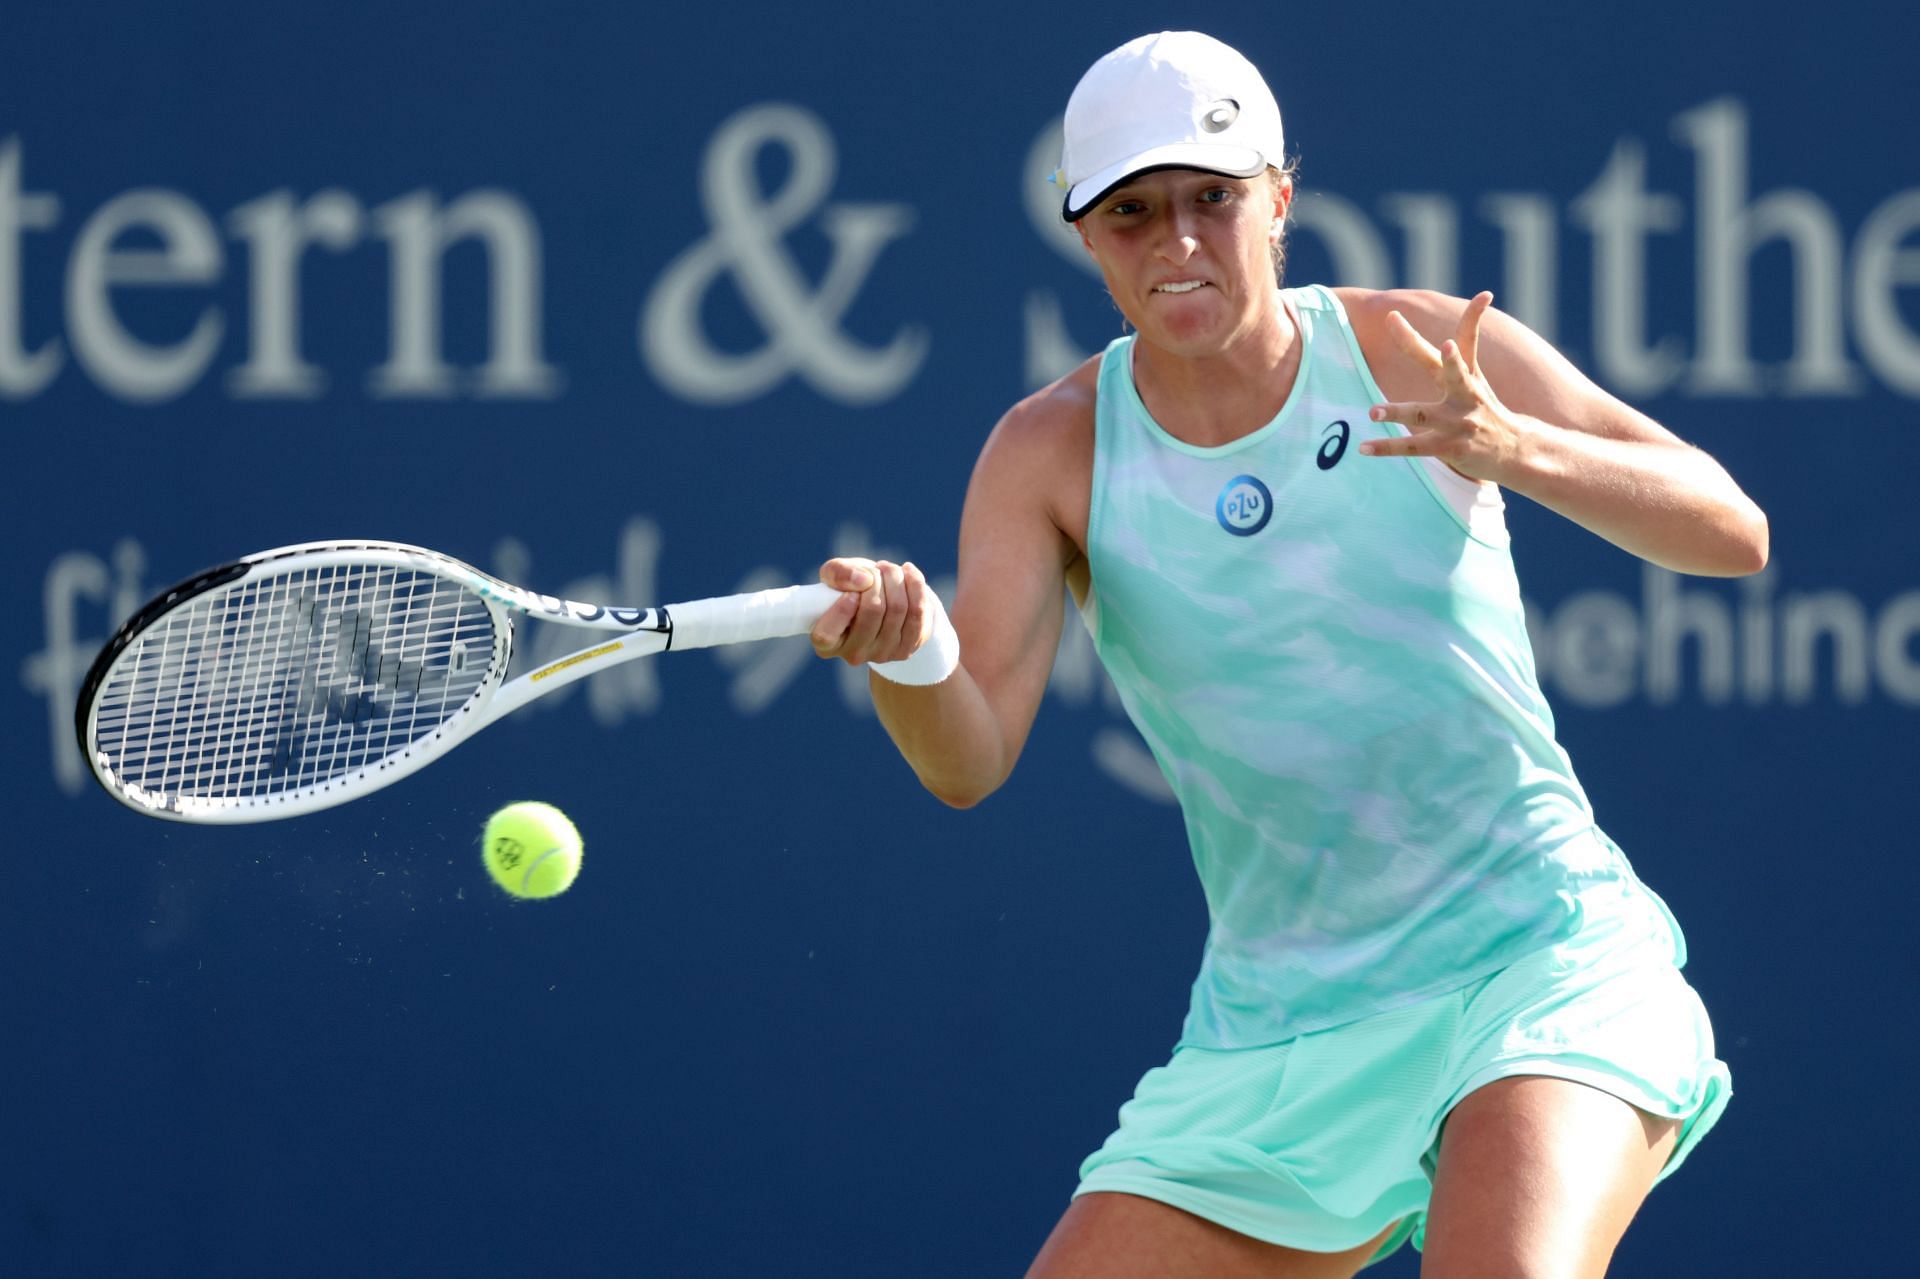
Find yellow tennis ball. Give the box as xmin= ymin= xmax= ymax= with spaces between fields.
xmin=481 ymin=801 xmax=582 ymax=899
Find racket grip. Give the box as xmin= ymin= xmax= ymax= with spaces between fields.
xmin=669 ymin=582 xmax=842 ymax=649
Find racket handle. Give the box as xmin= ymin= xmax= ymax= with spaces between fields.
xmin=669 ymin=582 xmax=841 ymax=649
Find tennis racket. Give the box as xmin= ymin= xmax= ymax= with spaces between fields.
xmin=75 ymin=540 xmax=841 ymax=823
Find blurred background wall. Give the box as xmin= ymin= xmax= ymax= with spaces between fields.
xmin=6 ymin=2 xmax=1912 ymax=1273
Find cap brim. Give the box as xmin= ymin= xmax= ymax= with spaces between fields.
xmin=1062 ymin=143 xmax=1268 ymax=221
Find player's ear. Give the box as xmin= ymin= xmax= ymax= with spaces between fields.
xmin=1269 ymin=170 xmax=1293 ymax=228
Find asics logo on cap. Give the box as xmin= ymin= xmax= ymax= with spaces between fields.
xmin=1201 ymin=100 xmax=1240 ymax=133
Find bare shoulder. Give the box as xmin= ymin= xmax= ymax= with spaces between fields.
xmin=986 ymin=355 xmax=1098 ymax=460
xmin=1331 ymin=287 xmax=1480 ymax=404
xmin=1333 ymin=286 xmax=1471 ymax=351
xmin=974 ymin=354 xmax=1098 ymax=496
xmin=1335 ymin=285 xmax=1577 ymax=372
xmin=968 ymin=355 xmax=1098 ymax=556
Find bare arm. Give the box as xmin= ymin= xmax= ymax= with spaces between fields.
xmin=1340 ymin=288 xmax=1769 ymax=577
xmin=810 ymin=380 xmax=1089 ymax=807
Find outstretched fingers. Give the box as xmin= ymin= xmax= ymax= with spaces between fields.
xmin=1439 ymin=338 xmax=1477 ymax=398
xmin=1454 ymin=290 xmax=1493 ymax=376
xmin=1364 ymin=292 xmax=1504 ymax=472
xmin=1360 ymin=391 xmax=1438 ymax=457
xmin=1387 ymin=308 xmax=1443 ymax=373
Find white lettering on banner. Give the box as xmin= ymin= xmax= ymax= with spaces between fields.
xmin=225 ymin=189 xmax=363 ymax=397
xmin=640 ymin=104 xmax=928 ymax=407
xmin=1676 ymin=100 xmax=1859 ymax=396
xmin=0 ymin=136 xmax=63 ymax=396
xmin=1528 ymin=564 xmax=1920 ymax=709
xmin=368 ymin=190 xmax=561 ymax=398
xmin=1569 ymin=140 xmax=1686 ymax=396
xmin=30 ymin=538 xmax=1920 ymax=810
xmin=67 ymin=189 xmax=226 ymax=402
xmin=11 ymin=96 xmax=1919 ymax=410
xmin=0 ymin=135 xmax=561 ymax=403
xmin=23 ymin=539 xmax=148 ymax=795
xmin=1021 ymin=101 xmax=1920 ymax=398
xmin=1853 ymin=192 xmax=1920 ymax=396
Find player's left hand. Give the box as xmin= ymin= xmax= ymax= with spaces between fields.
xmin=1359 ymin=292 xmax=1526 ymax=484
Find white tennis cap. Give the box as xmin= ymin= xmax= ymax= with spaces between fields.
xmin=1056 ymin=31 xmax=1285 ymax=222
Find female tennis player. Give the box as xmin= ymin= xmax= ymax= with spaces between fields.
xmin=812 ymin=31 xmax=1766 ymax=1278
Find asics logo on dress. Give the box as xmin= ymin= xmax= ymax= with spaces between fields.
xmin=1317 ymin=420 xmax=1351 ymax=470
xmin=1215 ymin=475 xmax=1273 ymax=536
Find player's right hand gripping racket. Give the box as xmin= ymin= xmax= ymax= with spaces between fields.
xmin=75 ymin=540 xmax=840 ymax=823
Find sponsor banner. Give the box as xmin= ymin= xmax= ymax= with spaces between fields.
xmin=4 ymin=4 xmax=1910 ymax=1276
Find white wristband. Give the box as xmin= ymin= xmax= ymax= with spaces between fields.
xmin=869 ymin=586 xmax=961 ymax=686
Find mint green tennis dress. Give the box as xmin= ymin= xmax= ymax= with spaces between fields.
xmin=1070 ymin=285 xmax=1730 ymax=1258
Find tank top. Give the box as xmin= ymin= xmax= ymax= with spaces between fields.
xmin=1081 ymin=283 xmax=1677 ymax=1047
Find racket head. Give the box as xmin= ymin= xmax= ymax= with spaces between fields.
xmin=76 ymin=542 xmax=513 ymax=822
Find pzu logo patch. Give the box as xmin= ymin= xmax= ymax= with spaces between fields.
xmin=1215 ymin=474 xmax=1272 ymax=536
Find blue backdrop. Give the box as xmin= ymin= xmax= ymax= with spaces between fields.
xmin=6 ymin=2 xmax=1914 ymax=1274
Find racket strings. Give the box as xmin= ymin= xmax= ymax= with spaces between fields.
xmin=90 ymin=564 xmax=501 ymax=803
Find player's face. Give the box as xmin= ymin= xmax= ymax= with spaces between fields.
xmin=1077 ymin=169 xmax=1289 ymax=356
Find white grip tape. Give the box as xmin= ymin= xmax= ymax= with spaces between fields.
xmin=669 ymin=582 xmax=840 ymax=650
xmin=870 ymin=585 xmax=961 ymax=686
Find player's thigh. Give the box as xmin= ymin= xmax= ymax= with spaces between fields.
xmin=1025 ymin=1191 xmax=1396 ymax=1279
xmin=1420 ymin=1075 xmax=1681 ymax=1279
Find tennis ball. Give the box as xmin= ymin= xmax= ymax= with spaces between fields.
xmin=481 ymin=801 xmax=582 ymax=899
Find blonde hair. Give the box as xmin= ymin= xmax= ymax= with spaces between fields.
xmin=1269 ymin=159 xmax=1300 ymax=284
